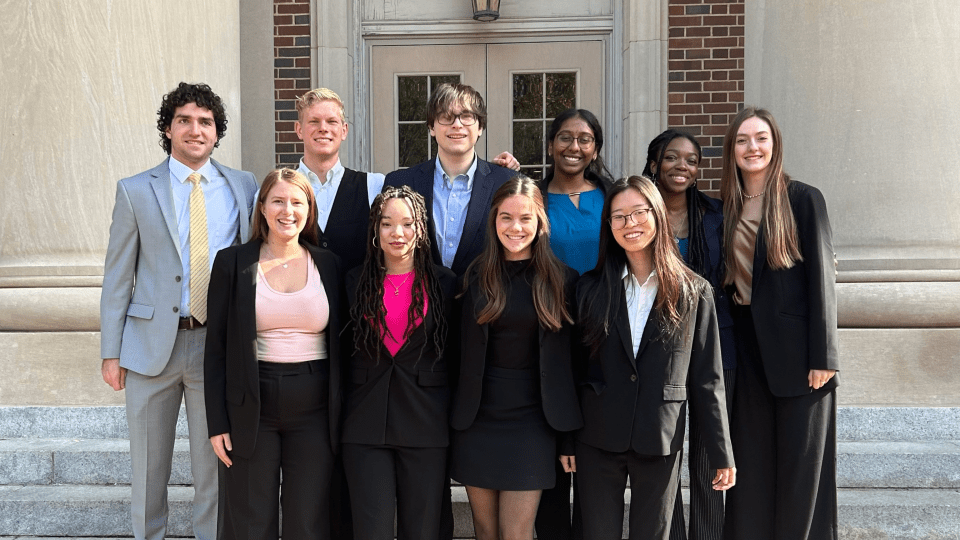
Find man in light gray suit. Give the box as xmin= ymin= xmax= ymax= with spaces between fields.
xmin=100 ymin=82 xmax=258 ymax=540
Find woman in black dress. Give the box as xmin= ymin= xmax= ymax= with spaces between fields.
xmin=450 ymin=176 xmax=583 ymax=540
xmin=341 ymin=186 xmax=458 ymax=540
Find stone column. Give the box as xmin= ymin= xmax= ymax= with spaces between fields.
xmin=0 ymin=1 xmax=243 ymax=406
xmin=745 ymin=0 xmax=960 ymax=405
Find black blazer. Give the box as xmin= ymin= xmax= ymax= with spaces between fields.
xmin=574 ymin=274 xmax=734 ymax=469
xmin=384 ymin=158 xmax=514 ymax=276
xmin=745 ymin=180 xmax=838 ymax=397
xmin=697 ymin=193 xmax=736 ymax=370
xmin=451 ymin=265 xmax=584 ymax=433
xmin=204 ymin=239 xmax=345 ymax=458
xmin=341 ymin=265 xmax=459 ymax=447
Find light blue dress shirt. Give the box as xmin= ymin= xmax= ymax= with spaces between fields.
xmin=296 ymin=159 xmax=385 ymax=231
xmin=432 ymin=155 xmax=478 ymax=268
xmin=623 ymin=268 xmax=658 ymax=356
xmin=169 ymin=157 xmax=240 ymax=318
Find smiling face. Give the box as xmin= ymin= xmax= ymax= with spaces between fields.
xmin=379 ymin=197 xmax=417 ymax=266
xmin=295 ymin=99 xmax=348 ymax=161
xmin=652 ymin=137 xmax=700 ymax=196
xmin=734 ymin=116 xmax=774 ymax=183
xmin=496 ymin=194 xmax=539 ymax=261
xmin=548 ymin=116 xmax=599 ymax=180
xmin=609 ymin=188 xmax=656 ymax=255
xmin=429 ymin=99 xmax=483 ymax=162
xmin=165 ymin=102 xmax=218 ymax=169
xmin=261 ymin=180 xmax=309 ymax=242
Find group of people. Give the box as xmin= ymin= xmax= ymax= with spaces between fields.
xmin=100 ymin=80 xmax=838 ymax=540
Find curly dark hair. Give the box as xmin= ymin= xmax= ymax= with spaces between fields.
xmin=156 ymin=82 xmax=228 ymax=155
xmin=350 ymin=185 xmax=447 ymax=367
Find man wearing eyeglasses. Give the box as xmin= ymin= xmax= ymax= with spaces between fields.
xmin=384 ymin=83 xmax=515 ymax=277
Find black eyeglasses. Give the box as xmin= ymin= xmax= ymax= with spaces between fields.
xmin=556 ymin=133 xmax=595 ymax=147
xmin=436 ymin=112 xmax=479 ymax=126
xmin=609 ymin=208 xmax=652 ymax=229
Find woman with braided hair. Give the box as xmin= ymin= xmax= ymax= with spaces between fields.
xmin=643 ymin=129 xmax=736 ymax=540
xmin=341 ymin=185 xmax=459 ymax=540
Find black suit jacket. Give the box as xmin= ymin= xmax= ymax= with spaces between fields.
xmin=384 ymin=157 xmax=514 ymax=276
xmin=451 ymin=265 xmax=584 ymax=433
xmin=341 ymin=265 xmax=459 ymax=447
xmin=745 ymin=180 xmax=839 ymax=397
xmin=574 ymin=274 xmax=734 ymax=469
xmin=204 ymin=239 xmax=345 ymax=458
xmin=697 ymin=193 xmax=737 ymax=370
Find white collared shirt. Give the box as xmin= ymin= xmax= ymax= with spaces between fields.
xmin=296 ymin=158 xmax=385 ymax=231
xmin=622 ymin=267 xmax=659 ymax=356
xmin=169 ymin=156 xmax=240 ymax=318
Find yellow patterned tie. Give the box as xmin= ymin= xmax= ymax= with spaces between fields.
xmin=187 ymin=172 xmax=209 ymax=324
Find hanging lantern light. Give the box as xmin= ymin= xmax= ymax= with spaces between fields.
xmin=472 ymin=0 xmax=501 ymax=21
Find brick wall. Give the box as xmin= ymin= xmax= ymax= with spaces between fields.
xmin=667 ymin=0 xmax=745 ymax=194
xmin=274 ymin=0 xmax=312 ymax=168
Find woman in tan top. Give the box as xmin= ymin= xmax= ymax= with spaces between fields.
xmin=719 ymin=108 xmax=839 ymax=540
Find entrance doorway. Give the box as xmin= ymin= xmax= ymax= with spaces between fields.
xmin=371 ymin=41 xmax=604 ymax=178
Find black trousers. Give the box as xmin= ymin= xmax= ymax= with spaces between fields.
xmin=342 ymin=443 xmax=447 ymax=540
xmin=669 ymin=367 xmax=735 ymax=540
xmin=535 ymin=461 xmax=583 ymax=540
xmin=221 ymin=360 xmax=333 ymax=540
xmin=723 ymin=307 xmax=838 ymax=540
xmin=576 ymin=441 xmax=681 ymax=540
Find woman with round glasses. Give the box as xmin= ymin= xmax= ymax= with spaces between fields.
xmin=535 ymin=108 xmax=614 ymax=539
xmin=720 ymin=108 xmax=838 ymax=540
xmin=570 ymin=176 xmax=734 ymax=540
xmin=642 ymin=130 xmax=736 ymax=540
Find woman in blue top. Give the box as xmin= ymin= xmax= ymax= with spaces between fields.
xmin=535 ymin=108 xmax=612 ymax=540
xmin=643 ymin=129 xmax=736 ymax=540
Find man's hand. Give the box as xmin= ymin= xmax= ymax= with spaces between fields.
xmin=210 ymin=433 xmax=233 ymax=467
xmin=492 ymin=151 xmax=521 ymax=171
xmin=101 ymin=358 xmax=127 ymax=391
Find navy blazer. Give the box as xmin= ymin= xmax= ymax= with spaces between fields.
xmin=743 ymin=180 xmax=839 ymax=397
xmin=384 ymin=158 xmax=514 ymax=276
xmin=451 ymin=265 xmax=584 ymax=434
xmin=204 ymin=240 xmax=345 ymax=458
xmin=574 ymin=274 xmax=734 ymax=468
xmin=341 ymin=265 xmax=459 ymax=448
xmin=697 ymin=192 xmax=736 ymax=370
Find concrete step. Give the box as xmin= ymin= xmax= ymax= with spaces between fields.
xmin=2 ymin=485 xmax=959 ymax=539
xmin=4 ymin=437 xmax=960 ymax=489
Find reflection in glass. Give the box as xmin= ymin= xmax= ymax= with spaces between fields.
xmin=513 ymin=121 xmax=543 ymax=167
xmin=520 ymin=166 xmax=544 ymax=181
xmin=432 ymin=75 xmax=461 ymax=92
xmin=546 ymin=73 xmax=577 ymax=118
xmin=513 ymin=73 xmax=543 ymax=120
xmin=398 ymin=76 xmax=428 ymax=122
xmin=399 ymin=123 xmax=428 ymax=168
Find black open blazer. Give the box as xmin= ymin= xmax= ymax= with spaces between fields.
xmin=450 ymin=265 xmax=584 ymax=433
xmin=204 ymin=239 xmax=345 ymax=458
xmin=341 ymin=264 xmax=459 ymax=447
xmin=574 ymin=274 xmax=734 ymax=469
xmin=743 ymin=180 xmax=838 ymax=397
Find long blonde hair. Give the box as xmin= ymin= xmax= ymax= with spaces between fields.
xmin=720 ymin=107 xmax=802 ymax=285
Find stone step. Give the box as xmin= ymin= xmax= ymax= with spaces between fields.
xmin=2 ymin=485 xmax=959 ymax=539
xmin=3 ymin=406 xmax=960 ymax=441
xmin=4 ymin=438 xmax=960 ymax=489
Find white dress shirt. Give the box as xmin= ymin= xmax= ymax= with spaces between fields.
xmin=297 ymin=158 xmax=385 ymax=231
xmin=622 ymin=267 xmax=659 ymax=356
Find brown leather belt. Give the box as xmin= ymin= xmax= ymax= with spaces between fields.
xmin=178 ymin=316 xmax=205 ymax=330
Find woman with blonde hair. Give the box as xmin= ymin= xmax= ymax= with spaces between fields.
xmin=719 ymin=107 xmax=838 ymax=540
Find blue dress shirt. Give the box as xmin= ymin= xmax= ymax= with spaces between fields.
xmin=432 ymin=155 xmax=478 ymax=268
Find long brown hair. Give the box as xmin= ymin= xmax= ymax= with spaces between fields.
xmin=350 ymin=186 xmax=446 ymax=365
xmin=720 ymin=107 xmax=802 ymax=283
xmin=579 ymin=176 xmax=708 ymax=354
xmin=463 ymin=176 xmax=572 ymax=332
xmin=251 ymin=168 xmax=319 ymax=246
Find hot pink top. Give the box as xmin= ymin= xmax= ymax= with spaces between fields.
xmin=382 ymin=271 xmax=427 ymax=356
xmin=256 ymin=252 xmax=329 ymax=363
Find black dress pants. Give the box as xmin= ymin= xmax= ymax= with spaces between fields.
xmin=723 ymin=307 xmax=838 ymax=540
xmin=669 ymin=367 xmax=735 ymax=540
xmin=535 ymin=461 xmax=583 ymax=540
xmin=342 ymin=443 xmax=447 ymax=540
xmin=221 ymin=360 xmax=333 ymax=540
xmin=577 ymin=441 xmax=681 ymax=540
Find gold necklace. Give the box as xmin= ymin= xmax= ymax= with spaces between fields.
xmin=385 ymin=272 xmax=412 ymax=296
xmin=743 ymin=190 xmax=765 ymax=199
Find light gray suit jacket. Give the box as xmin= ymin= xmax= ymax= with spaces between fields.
xmin=100 ymin=158 xmax=258 ymax=376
